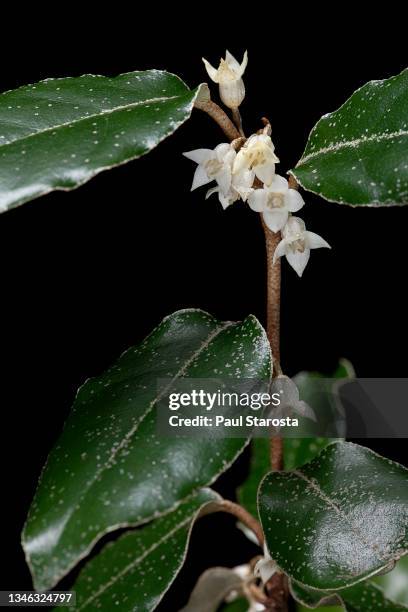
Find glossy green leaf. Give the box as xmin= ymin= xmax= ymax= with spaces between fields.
xmin=22 ymin=309 xmax=271 ymax=591
xmin=0 ymin=70 xmax=204 ymax=212
xmin=258 ymin=441 xmax=408 ymax=590
xmin=291 ymin=579 xmax=408 ymax=611
xmin=284 ymin=359 xmax=355 ymax=470
xmin=374 ymin=555 xmax=408 ymax=606
xmin=290 ymin=68 xmax=408 ymax=206
xmin=68 ymin=488 xmax=220 ymax=612
xmin=237 ymin=360 xmax=354 ymax=518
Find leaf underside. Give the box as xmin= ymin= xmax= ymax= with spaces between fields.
xmin=0 ymin=70 xmax=202 ymax=212
xmin=291 ymin=68 xmax=408 ymax=206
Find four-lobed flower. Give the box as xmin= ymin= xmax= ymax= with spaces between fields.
xmin=202 ymin=50 xmax=248 ymax=109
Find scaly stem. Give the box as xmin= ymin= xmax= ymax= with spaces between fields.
xmin=262 ymin=217 xmax=288 ymax=612
xmin=194 ymin=99 xmax=241 ymax=141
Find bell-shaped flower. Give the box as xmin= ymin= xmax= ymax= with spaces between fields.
xmin=233 ymin=133 xmax=279 ymax=186
xmin=273 ymin=216 xmax=331 ymax=277
xmin=247 ymin=174 xmax=304 ymax=232
xmin=202 ymin=50 xmax=248 ymax=109
xmin=206 ymin=168 xmax=254 ymax=209
xmin=183 ymin=143 xmax=236 ymax=196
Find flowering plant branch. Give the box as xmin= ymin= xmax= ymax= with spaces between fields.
xmin=3 ymin=53 xmax=405 ymax=612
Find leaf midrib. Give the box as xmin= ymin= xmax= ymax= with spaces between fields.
xmin=298 ymin=129 xmax=408 ymax=165
xmin=0 ymin=94 xmax=185 ymax=151
xmin=26 ymin=320 xmax=235 ymax=586
xmin=293 ymin=468 xmax=388 ymax=565
xmin=77 ymin=514 xmax=193 ymax=610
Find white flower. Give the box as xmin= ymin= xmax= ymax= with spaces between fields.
xmin=248 ymin=174 xmax=304 ymax=232
xmin=183 ymin=143 xmax=236 ymax=196
xmin=274 ymin=216 xmax=331 ymax=277
xmin=202 ymin=50 xmax=248 ymax=109
xmin=206 ymin=168 xmax=254 ymax=209
xmin=233 ymin=134 xmax=279 ymax=186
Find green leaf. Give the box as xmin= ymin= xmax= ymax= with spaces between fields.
xmin=0 ymin=70 xmax=204 ymax=212
xmin=258 ymin=441 xmax=408 ymax=590
xmin=374 ymin=555 xmax=408 ymax=605
xmin=291 ymin=579 xmax=408 ymax=611
xmin=237 ymin=360 xmax=354 ymax=518
xmin=284 ymin=358 xmax=355 ymax=470
xmin=290 ymin=68 xmax=408 ymax=206
xmin=22 ymin=309 xmax=271 ymax=591
xmin=68 ymin=488 xmax=220 ymax=612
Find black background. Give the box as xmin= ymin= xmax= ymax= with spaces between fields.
xmin=1 ymin=15 xmax=407 ymax=609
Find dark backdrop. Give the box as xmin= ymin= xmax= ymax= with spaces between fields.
xmin=1 ymin=16 xmax=406 ymax=609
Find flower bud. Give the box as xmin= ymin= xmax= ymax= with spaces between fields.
xmin=202 ymin=50 xmax=248 ymax=109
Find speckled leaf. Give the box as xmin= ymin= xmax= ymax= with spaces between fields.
xmin=69 ymin=488 xmax=220 ymax=612
xmin=0 ymin=70 xmax=203 ymax=212
xmin=290 ymin=68 xmax=408 ymax=206
xmin=374 ymin=555 xmax=408 ymax=605
xmin=284 ymin=359 xmax=355 ymax=470
xmin=237 ymin=361 xmax=354 ymax=517
xmin=258 ymin=441 xmax=408 ymax=590
xmin=291 ymin=579 xmax=408 ymax=611
xmin=22 ymin=309 xmax=271 ymax=592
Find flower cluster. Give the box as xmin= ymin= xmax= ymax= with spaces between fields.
xmin=184 ymin=131 xmax=330 ymax=276
xmin=184 ymin=50 xmax=330 ymax=277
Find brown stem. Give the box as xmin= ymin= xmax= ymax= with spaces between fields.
xmin=261 ymin=218 xmax=288 ymax=612
xmin=219 ymin=500 xmax=264 ymax=546
xmin=232 ymin=107 xmax=245 ymax=137
xmin=261 ymin=217 xmax=281 ymax=368
xmin=194 ymin=99 xmax=241 ymax=141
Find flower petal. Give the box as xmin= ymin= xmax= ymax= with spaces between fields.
xmin=269 ymin=174 xmax=288 ymax=193
xmin=262 ymin=209 xmax=289 ymax=233
xmin=232 ymin=150 xmax=249 ymax=175
xmin=248 ymin=189 xmax=267 ymax=212
xmin=238 ymin=50 xmax=248 ymax=77
xmin=202 ymin=58 xmax=219 ymax=83
xmin=225 ymin=50 xmax=241 ymax=73
xmin=272 ymin=239 xmax=288 ymax=264
xmin=192 ymin=165 xmax=212 ymax=191
xmin=286 ymin=188 xmax=305 ymax=212
xmin=306 ymin=231 xmax=331 ymax=250
xmin=286 ymin=247 xmax=310 ymax=277
xmin=183 ymin=148 xmax=213 ymax=164
xmin=215 ymin=143 xmax=234 ymax=163
xmin=205 ymin=186 xmax=219 ymax=199
xmin=215 ymin=166 xmax=232 ymax=195
xmin=255 ymin=162 xmax=275 ymax=186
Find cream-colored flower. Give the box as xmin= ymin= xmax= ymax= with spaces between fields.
xmin=274 ymin=216 xmax=331 ymax=277
xmin=248 ymin=174 xmax=305 ymax=232
xmin=183 ymin=143 xmax=236 ymax=195
xmin=202 ymin=50 xmax=248 ymax=109
xmin=233 ymin=134 xmax=279 ymax=186
xmin=206 ymin=168 xmax=254 ymax=209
